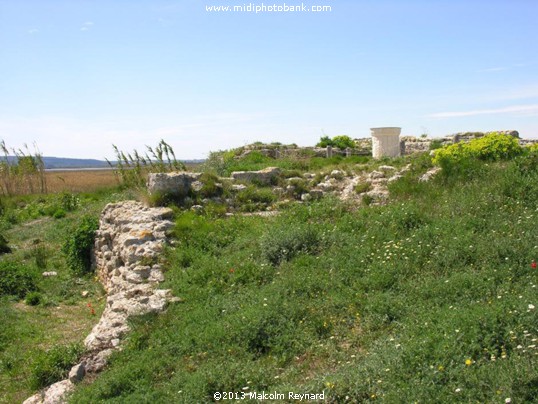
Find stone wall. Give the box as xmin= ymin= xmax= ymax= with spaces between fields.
xmin=24 ymin=201 xmax=178 ymax=404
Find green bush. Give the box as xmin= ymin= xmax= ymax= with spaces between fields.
xmin=0 ymin=233 xmax=11 ymax=254
xmin=433 ymin=133 xmax=523 ymax=166
xmin=261 ymin=226 xmax=321 ymax=266
xmin=25 ymin=291 xmax=42 ymax=306
xmin=52 ymin=208 xmax=66 ymax=219
xmin=235 ymin=186 xmax=275 ymax=211
xmin=197 ymin=173 xmax=223 ymax=198
xmin=31 ymin=343 xmax=84 ymax=389
xmin=62 ymin=215 xmax=99 ymax=276
xmin=316 ymin=135 xmax=355 ymax=150
xmin=0 ymin=261 xmax=38 ymax=298
xmin=59 ymin=192 xmax=79 ymax=211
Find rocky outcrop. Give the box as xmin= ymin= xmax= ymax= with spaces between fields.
xmin=24 ymin=201 xmax=177 ymax=404
xmin=231 ymin=167 xmax=281 ymax=185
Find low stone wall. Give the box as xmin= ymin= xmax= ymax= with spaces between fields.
xmin=24 ymin=201 xmax=178 ymax=404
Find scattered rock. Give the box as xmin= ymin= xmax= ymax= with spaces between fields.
xmin=301 ymin=193 xmax=312 ymax=202
xmin=272 ymin=187 xmax=284 ymax=195
xmin=42 ymin=271 xmax=57 ymax=277
xmin=378 ymin=165 xmax=396 ymax=172
xmin=190 ymin=180 xmax=203 ymax=192
xmin=231 ymin=184 xmax=247 ymax=192
xmin=419 ymin=167 xmax=441 ymax=182
xmin=68 ymin=362 xmax=86 ymax=384
xmin=330 ymin=170 xmax=345 ymax=179
xmin=369 ymin=171 xmax=385 ymax=180
xmin=23 ymin=380 xmax=74 ymax=404
xmin=81 ymin=291 xmax=89 ymax=298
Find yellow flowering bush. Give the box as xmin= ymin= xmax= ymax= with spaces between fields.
xmin=433 ymin=133 xmax=523 ymax=166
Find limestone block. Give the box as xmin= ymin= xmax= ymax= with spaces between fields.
xmin=231 ymin=167 xmax=281 ymax=185
xmin=147 ymin=172 xmax=201 ymax=196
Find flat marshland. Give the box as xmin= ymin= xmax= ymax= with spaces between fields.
xmin=44 ymin=169 xmax=119 ymax=193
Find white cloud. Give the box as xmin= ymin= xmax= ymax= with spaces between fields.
xmin=80 ymin=21 xmax=94 ymax=31
xmin=478 ymin=67 xmax=507 ymax=73
xmin=28 ymin=28 xmax=38 ymax=34
xmin=429 ymin=104 xmax=538 ymax=118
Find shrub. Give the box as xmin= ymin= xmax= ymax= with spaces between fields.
xmin=433 ymin=133 xmax=523 ymax=166
xmin=235 ymin=186 xmax=276 ymax=209
xmin=515 ymin=148 xmax=538 ymax=175
xmin=59 ymin=192 xmax=79 ymax=211
xmin=62 ymin=215 xmax=99 ymax=276
xmin=0 ymin=261 xmax=38 ymax=298
xmin=316 ymin=135 xmax=355 ymax=150
xmin=429 ymin=139 xmax=443 ymax=150
xmin=52 ymin=208 xmax=66 ymax=219
xmin=0 ymin=233 xmax=11 ymax=254
xmin=33 ymin=244 xmax=48 ymax=269
xmin=286 ymin=178 xmax=309 ymax=199
xmin=354 ymin=182 xmax=371 ymax=194
xmin=197 ymin=173 xmax=223 ymax=198
xmin=362 ymin=194 xmax=374 ymax=206
xmin=30 ymin=343 xmax=84 ymax=389
xmin=261 ymin=226 xmax=320 ymax=266
xmin=25 ymin=291 xmax=42 ymax=306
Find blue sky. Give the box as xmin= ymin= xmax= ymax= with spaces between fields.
xmin=1 ymin=0 xmax=537 ymax=159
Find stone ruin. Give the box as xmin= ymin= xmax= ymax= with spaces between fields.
xmin=24 ymin=201 xmax=179 ymax=404
xmin=219 ymin=130 xmax=531 ymax=161
xmin=371 ymin=127 xmax=402 ymax=159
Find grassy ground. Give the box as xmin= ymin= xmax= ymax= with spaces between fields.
xmin=66 ymin=154 xmax=538 ymax=403
xmin=0 ymin=186 xmax=137 ymax=403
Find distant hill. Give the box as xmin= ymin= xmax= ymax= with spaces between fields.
xmin=43 ymin=157 xmax=111 ymax=169
xmin=1 ymin=156 xmax=205 ymax=169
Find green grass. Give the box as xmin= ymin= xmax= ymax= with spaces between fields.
xmin=68 ymin=156 xmax=538 ymax=403
xmin=0 ymin=187 xmax=135 ymax=403
xmin=203 ymin=149 xmax=372 ymax=177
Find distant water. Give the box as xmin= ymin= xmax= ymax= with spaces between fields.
xmin=45 ymin=167 xmax=116 ymax=172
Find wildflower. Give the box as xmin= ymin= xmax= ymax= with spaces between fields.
xmin=229 ymin=268 xmax=235 ymax=273
xmin=531 ymin=260 xmax=537 ymax=269
xmin=529 ymin=304 xmax=535 ymax=310
xmin=465 ymin=359 xmax=472 ymax=366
